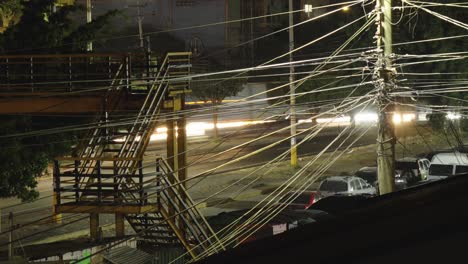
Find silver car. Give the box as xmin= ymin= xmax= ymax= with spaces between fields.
xmin=318 ymin=176 xmax=377 ymax=198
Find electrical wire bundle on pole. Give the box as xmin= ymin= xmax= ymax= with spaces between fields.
xmin=374 ymin=0 xmax=396 ymax=195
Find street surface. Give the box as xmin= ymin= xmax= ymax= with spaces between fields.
xmin=0 ymin=123 xmax=378 ymax=246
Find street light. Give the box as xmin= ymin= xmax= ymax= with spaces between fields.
xmin=304 ymin=1 xmax=313 ymax=17
xmin=86 ymin=0 xmax=92 ymax=52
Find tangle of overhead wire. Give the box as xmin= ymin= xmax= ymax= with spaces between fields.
xmin=201 ymin=87 xmax=378 ymax=249
xmin=27 ymin=96 xmax=375 ymax=264
xmin=0 ymin=76 xmax=372 ymax=239
xmin=206 ymin=1 xmax=373 ymax=90
xmin=0 ymin=5 xmax=376 ymax=236
xmin=22 ymin=20 xmax=380 ymax=264
xmin=177 ymin=79 xmax=378 ymax=260
xmin=192 ymin=99 xmax=376 ymax=259
xmin=63 ymin=96 xmax=375 ymax=264
xmin=402 ymin=0 xmax=468 ymax=30
xmin=174 ymin=11 xmax=390 ymax=256
xmin=0 ymin=73 xmax=372 ymax=214
xmin=0 ymin=1 xmax=402 ymax=256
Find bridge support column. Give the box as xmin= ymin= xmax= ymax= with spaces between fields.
xmin=115 ymin=213 xmax=125 ymax=237
xmin=177 ymin=98 xmax=187 ymax=235
xmin=166 ymin=118 xmax=177 ymax=219
xmin=166 ymin=95 xmax=187 ymax=237
xmin=90 ymin=213 xmax=100 ymax=241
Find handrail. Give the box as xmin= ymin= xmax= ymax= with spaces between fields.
xmin=0 ymin=53 xmax=129 ymax=59
xmin=56 ymin=157 xmax=142 ymax=162
xmin=113 ymin=53 xmax=176 ymax=176
xmin=166 ymin=52 xmax=192 ymax=56
xmin=52 ymin=51 xmax=218 ymax=258
xmin=157 ymin=157 xmax=224 ymax=251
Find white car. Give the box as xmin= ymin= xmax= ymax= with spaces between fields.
xmin=428 ymin=152 xmax=468 ymax=180
xmin=318 ymin=176 xmax=377 ymax=198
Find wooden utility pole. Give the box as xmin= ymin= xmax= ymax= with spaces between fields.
xmin=289 ymin=0 xmax=298 ymax=168
xmin=375 ymin=0 xmax=396 ymax=194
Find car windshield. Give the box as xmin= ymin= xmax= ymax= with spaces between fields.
xmin=319 ymin=180 xmax=347 ymax=192
xmin=429 ymin=164 xmax=453 ymax=176
xmin=355 ymin=169 xmax=376 ymax=184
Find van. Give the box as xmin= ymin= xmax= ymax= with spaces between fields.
xmin=395 ymin=157 xmax=431 ymax=183
xmin=355 ymin=158 xmax=430 ymax=191
xmin=428 ymin=152 xmax=468 ymax=180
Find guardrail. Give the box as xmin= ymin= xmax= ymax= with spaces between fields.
xmin=53 ymin=158 xmax=160 ymax=206
xmin=0 ymin=53 xmax=156 ymax=93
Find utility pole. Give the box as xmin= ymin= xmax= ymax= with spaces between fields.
xmin=86 ymin=0 xmax=93 ymax=52
xmin=250 ymin=0 xmax=254 ymax=67
xmin=289 ymin=0 xmax=298 ymax=168
xmin=129 ymin=0 xmax=146 ymax=50
xmin=136 ymin=0 xmax=145 ymax=49
xmin=375 ymin=0 xmax=396 ymax=195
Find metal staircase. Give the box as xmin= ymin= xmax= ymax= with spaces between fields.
xmin=54 ymin=52 xmax=222 ymax=261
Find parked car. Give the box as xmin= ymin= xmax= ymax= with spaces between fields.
xmin=396 ymin=157 xmax=430 ymax=183
xmin=354 ymin=167 xmax=379 ymax=186
xmin=317 ymin=176 xmax=377 ymax=198
xmin=355 ymin=166 xmax=407 ymax=191
xmin=355 ymin=158 xmax=429 ymax=191
xmin=278 ymin=191 xmax=320 ymax=210
xmin=428 ymin=152 xmax=468 ymax=180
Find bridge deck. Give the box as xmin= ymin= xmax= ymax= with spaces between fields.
xmin=0 ymin=93 xmax=147 ymax=113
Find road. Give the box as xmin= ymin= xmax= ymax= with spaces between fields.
xmin=0 ymin=123 xmax=378 ymax=230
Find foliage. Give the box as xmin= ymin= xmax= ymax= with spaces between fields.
xmin=427 ymin=113 xmax=446 ymax=131
xmin=0 ymin=0 xmax=120 ymax=53
xmin=0 ymin=0 xmax=22 ymax=30
xmin=65 ymin=9 xmax=121 ymax=52
xmin=462 ymin=118 xmax=468 ymax=132
xmin=0 ymin=0 xmax=117 ymax=200
xmin=0 ymin=116 xmax=80 ymax=201
xmin=191 ymin=61 xmax=245 ymax=104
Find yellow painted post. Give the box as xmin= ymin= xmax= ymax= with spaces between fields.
xmin=166 ymin=109 xmax=177 ymax=222
xmin=176 ymin=96 xmax=187 ymax=238
xmin=52 ymin=193 xmax=62 ymax=224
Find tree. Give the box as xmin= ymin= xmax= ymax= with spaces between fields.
xmin=0 ymin=116 xmax=81 ymax=201
xmin=428 ymin=113 xmax=447 ymax=131
xmin=191 ymin=61 xmax=245 ymax=137
xmin=0 ymin=0 xmax=120 ymax=53
xmin=0 ymin=0 xmax=119 ymax=201
xmin=0 ymin=0 xmax=22 ymax=32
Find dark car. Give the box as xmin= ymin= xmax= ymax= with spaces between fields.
xmin=278 ymin=191 xmax=320 ymax=210
xmin=355 ymin=166 xmax=409 ymax=192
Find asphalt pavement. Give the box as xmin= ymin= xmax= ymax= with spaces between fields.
xmin=0 ymin=123 xmax=378 ymax=247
